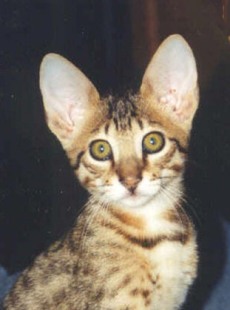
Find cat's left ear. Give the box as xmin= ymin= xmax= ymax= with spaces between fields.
xmin=40 ymin=53 xmax=100 ymax=148
xmin=140 ymin=34 xmax=199 ymax=130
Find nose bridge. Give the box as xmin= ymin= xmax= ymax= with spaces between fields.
xmin=117 ymin=156 xmax=142 ymax=191
xmin=116 ymin=134 xmax=142 ymax=191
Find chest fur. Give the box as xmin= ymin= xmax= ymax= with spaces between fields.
xmin=71 ymin=202 xmax=197 ymax=310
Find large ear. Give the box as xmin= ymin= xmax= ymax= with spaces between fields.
xmin=140 ymin=34 xmax=199 ymax=130
xmin=40 ymin=53 xmax=100 ymax=147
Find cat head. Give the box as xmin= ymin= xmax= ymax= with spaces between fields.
xmin=40 ymin=34 xmax=198 ymax=209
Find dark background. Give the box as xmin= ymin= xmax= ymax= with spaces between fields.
xmin=0 ymin=1 xmax=230 ymax=309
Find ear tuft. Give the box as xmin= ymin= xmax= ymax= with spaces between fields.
xmin=40 ymin=53 xmax=99 ymax=145
xmin=141 ymin=34 xmax=199 ymax=128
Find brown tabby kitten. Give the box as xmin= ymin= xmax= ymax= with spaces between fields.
xmin=4 ymin=34 xmax=199 ymax=310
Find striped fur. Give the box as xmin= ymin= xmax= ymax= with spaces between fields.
xmin=4 ymin=35 xmax=198 ymax=310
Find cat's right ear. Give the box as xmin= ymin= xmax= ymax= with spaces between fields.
xmin=140 ymin=35 xmax=198 ymax=132
xmin=40 ymin=53 xmax=99 ymax=147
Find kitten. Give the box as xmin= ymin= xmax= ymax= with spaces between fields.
xmin=4 ymin=34 xmax=199 ymax=310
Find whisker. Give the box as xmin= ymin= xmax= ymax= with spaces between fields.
xmin=78 ymin=195 xmax=111 ymax=254
xmin=159 ymin=175 xmax=178 ymax=179
xmin=182 ymin=197 xmax=202 ymax=227
xmin=160 ymin=186 xmax=190 ymax=228
xmin=163 ymin=185 xmax=201 ymax=226
xmin=79 ymin=198 xmax=101 ymax=251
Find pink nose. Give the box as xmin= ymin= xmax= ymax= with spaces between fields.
xmin=120 ymin=176 xmax=142 ymax=194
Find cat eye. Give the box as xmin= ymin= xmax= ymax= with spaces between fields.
xmin=142 ymin=131 xmax=165 ymax=154
xmin=90 ymin=140 xmax=112 ymax=161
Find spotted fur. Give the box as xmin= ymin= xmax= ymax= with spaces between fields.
xmin=4 ymin=35 xmax=199 ymax=310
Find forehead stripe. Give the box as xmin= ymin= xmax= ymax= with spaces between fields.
xmin=137 ymin=119 xmax=143 ymax=129
xmin=104 ymin=123 xmax=110 ymax=134
xmin=108 ymin=95 xmax=137 ymax=131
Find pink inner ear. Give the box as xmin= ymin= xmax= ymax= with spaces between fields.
xmin=159 ymin=83 xmax=181 ymax=113
xmin=141 ymin=35 xmax=198 ymax=124
xmin=159 ymin=88 xmax=178 ymax=106
xmin=159 ymin=89 xmax=194 ymax=121
xmin=65 ymin=103 xmax=76 ymax=127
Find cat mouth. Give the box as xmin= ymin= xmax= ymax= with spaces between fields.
xmin=125 ymin=194 xmax=139 ymax=202
xmin=100 ymin=179 xmax=162 ymax=207
xmin=121 ymin=190 xmax=154 ymax=205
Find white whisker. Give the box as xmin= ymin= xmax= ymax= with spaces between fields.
xmin=162 ymin=183 xmax=200 ymax=226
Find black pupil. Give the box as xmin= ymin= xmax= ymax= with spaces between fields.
xmin=150 ymin=137 xmax=156 ymax=145
xmin=99 ymin=144 xmax=104 ymax=153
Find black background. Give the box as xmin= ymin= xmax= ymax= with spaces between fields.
xmin=0 ymin=1 xmax=230 ymax=309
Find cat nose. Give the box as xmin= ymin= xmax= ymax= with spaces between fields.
xmin=120 ymin=176 xmax=142 ymax=194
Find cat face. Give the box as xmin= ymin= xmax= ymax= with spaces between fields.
xmin=39 ymin=34 xmax=199 ymax=209
xmin=73 ymin=95 xmax=187 ymax=208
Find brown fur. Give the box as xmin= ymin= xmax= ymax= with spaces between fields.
xmin=4 ymin=35 xmax=199 ymax=310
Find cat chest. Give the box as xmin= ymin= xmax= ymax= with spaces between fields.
xmin=88 ymin=214 xmax=197 ymax=281
xmin=79 ymin=232 xmax=197 ymax=310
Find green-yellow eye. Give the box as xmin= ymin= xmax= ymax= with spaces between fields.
xmin=90 ymin=140 xmax=112 ymax=161
xmin=142 ymin=131 xmax=165 ymax=154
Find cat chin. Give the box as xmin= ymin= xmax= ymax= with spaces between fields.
xmin=118 ymin=195 xmax=155 ymax=209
